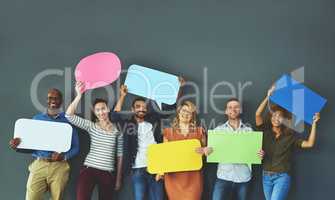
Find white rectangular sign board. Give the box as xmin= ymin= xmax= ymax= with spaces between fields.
xmin=14 ymin=118 xmax=73 ymax=152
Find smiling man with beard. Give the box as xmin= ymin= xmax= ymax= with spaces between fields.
xmin=113 ymin=77 xmax=185 ymax=200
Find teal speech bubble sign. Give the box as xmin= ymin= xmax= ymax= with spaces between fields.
xmin=124 ymin=64 xmax=180 ymax=109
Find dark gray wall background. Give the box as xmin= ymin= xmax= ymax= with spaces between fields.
xmin=1 ymin=0 xmax=334 ymax=199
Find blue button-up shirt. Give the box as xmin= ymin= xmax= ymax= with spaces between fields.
xmin=31 ymin=112 xmax=79 ymax=160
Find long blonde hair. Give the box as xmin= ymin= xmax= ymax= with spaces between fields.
xmin=172 ymin=101 xmax=197 ymax=132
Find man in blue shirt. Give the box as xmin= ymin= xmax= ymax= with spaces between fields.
xmin=210 ymin=98 xmax=264 ymax=200
xmin=9 ymin=88 xmax=79 ymax=200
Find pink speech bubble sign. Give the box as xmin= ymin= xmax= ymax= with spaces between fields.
xmin=75 ymin=52 xmax=121 ymax=91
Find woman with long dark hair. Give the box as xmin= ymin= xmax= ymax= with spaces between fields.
xmin=255 ymin=85 xmax=320 ymax=200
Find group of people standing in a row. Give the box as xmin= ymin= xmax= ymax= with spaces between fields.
xmin=10 ymin=76 xmax=321 ymax=200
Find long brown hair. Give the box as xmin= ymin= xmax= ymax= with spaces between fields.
xmin=172 ymin=101 xmax=197 ymax=132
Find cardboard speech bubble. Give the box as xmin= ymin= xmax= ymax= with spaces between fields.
xmin=207 ymin=131 xmax=263 ymax=165
xmin=124 ymin=64 xmax=180 ymax=109
xmin=14 ymin=118 xmax=73 ymax=152
xmin=147 ymin=139 xmax=202 ymax=174
xmin=75 ymin=52 xmax=121 ymax=91
xmin=270 ymin=74 xmax=327 ymax=125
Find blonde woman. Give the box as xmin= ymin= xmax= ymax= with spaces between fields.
xmin=156 ymin=101 xmax=210 ymax=200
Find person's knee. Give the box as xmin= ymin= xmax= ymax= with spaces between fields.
xmin=26 ymin=187 xmax=44 ymax=200
xmin=26 ymin=175 xmax=47 ymax=199
xmin=49 ymin=172 xmax=70 ymax=197
xmin=49 ymin=180 xmax=69 ymax=200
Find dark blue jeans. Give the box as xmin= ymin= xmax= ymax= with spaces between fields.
xmin=131 ymin=168 xmax=164 ymax=200
xmin=212 ymin=178 xmax=249 ymax=200
xmin=262 ymin=171 xmax=291 ymax=200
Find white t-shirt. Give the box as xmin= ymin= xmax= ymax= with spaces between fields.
xmin=133 ymin=121 xmax=157 ymax=168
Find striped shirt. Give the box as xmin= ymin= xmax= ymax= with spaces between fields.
xmin=65 ymin=114 xmax=123 ymax=172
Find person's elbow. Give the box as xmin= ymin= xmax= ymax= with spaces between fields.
xmin=117 ymin=156 xmax=123 ymax=164
xmin=74 ymin=141 xmax=80 ymax=156
xmin=69 ymin=137 xmax=80 ymax=157
xmin=255 ymin=116 xmax=263 ymax=126
xmin=113 ymin=106 xmax=121 ymax=112
xmin=302 ymin=141 xmax=315 ymax=148
xmin=73 ymin=146 xmax=80 ymax=156
xmin=255 ymin=112 xmax=262 ymax=118
xmin=65 ymin=110 xmax=73 ymax=116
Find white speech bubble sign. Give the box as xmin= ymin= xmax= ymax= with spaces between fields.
xmin=14 ymin=118 xmax=73 ymax=152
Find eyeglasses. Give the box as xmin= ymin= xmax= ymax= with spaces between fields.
xmin=180 ymin=108 xmax=193 ymax=115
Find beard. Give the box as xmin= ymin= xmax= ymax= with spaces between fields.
xmin=47 ymin=106 xmax=61 ymax=116
xmin=135 ymin=111 xmax=147 ymax=119
xmin=228 ymin=113 xmax=240 ymax=120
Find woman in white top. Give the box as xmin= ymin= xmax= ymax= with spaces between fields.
xmin=65 ymin=81 xmax=123 ymax=200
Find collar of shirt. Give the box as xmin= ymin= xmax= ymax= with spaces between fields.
xmin=218 ymin=120 xmax=248 ymax=131
xmin=44 ymin=110 xmax=62 ymax=119
xmin=262 ymin=124 xmax=292 ymax=140
xmin=36 ymin=111 xmax=67 ymax=122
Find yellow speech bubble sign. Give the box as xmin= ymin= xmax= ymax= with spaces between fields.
xmin=147 ymin=139 xmax=203 ymax=175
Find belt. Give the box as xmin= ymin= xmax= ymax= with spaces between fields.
xmin=263 ymin=171 xmax=280 ymax=176
xmin=35 ymin=157 xmax=66 ymax=163
xmin=83 ymin=165 xmax=114 ymax=173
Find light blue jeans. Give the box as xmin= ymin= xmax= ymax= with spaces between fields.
xmin=131 ymin=168 xmax=164 ymax=200
xmin=212 ymin=178 xmax=249 ymax=200
xmin=262 ymin=171 xmax=291 ymax=200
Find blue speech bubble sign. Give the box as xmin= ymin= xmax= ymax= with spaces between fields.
xmin=270 ymin=74 xmax=327 ymax=125
xmin=124 ymin=64 xmax=180 ymax=109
